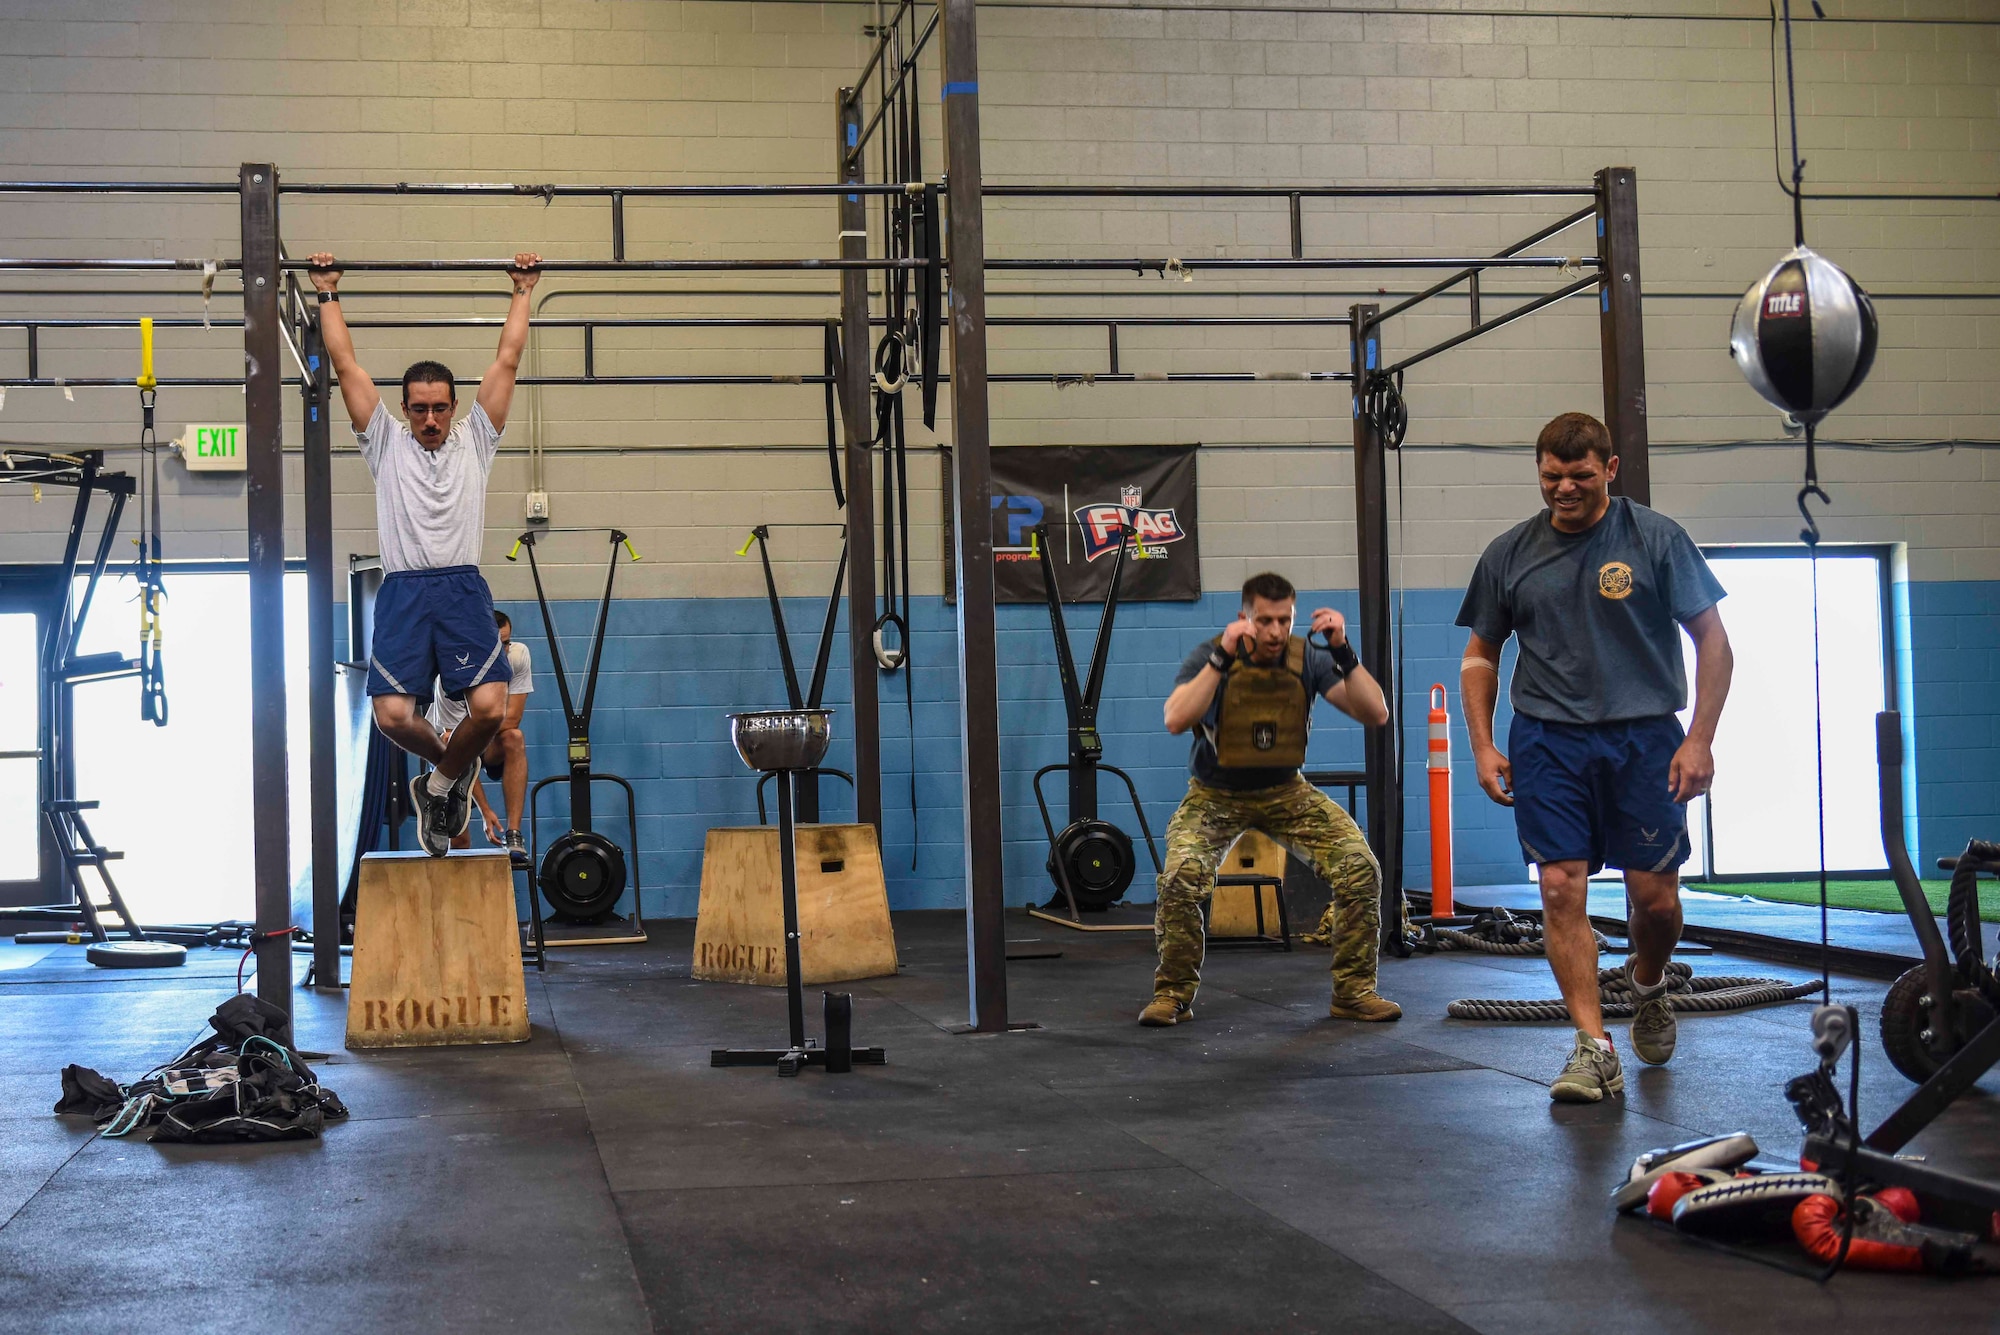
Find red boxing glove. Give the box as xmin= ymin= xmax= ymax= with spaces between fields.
xmin=1646 ymin=1172 xmax=1712 ymax=1222
xmin=1792 ymin=1193 xmax=1986 ymax=1274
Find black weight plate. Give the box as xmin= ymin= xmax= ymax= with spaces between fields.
xmin=538 ymin=830 xmax=627 ymax=922
xmin=1046 ymin=819 xmax=1135 ymax=911
xmin=85 ymin=940 xmax=187 ymax=969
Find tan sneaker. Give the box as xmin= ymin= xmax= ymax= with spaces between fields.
xmin=1327 ymin=993 xmax=1402 ymax=1022
xmin=1138 ymin=995 xmax=1194 ymax=1027
xmin=1624 ymin=959 xmax=1678 ymax=1066
xmin=1550 ymin=1030 xmax=1625 ymax=1103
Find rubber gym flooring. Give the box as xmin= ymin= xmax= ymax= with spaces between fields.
xmin=3 ymin=913 xmax=1998 ymax=1334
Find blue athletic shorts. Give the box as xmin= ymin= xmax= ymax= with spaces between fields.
xmin=1509 ymin=713 xmax=1691 ymax=875
xmin=364 ymin=565 xmax=510 ymax=706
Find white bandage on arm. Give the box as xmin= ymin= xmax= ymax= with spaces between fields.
xmin=1460 ymin=656 xmax=1498 ymax=675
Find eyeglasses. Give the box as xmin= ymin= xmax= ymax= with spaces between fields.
xmin=405 ymin=404 xmax=453 ymax=419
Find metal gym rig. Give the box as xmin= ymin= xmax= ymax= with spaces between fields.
xmin=0 ymin=0 xmax=1653 ymax=1032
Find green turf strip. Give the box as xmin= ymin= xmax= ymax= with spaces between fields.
xmin=1686 ymin=879 xmax=1999 ymax=923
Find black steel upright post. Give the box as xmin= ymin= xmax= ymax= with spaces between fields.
xmin=837 ymin=90 xmax=883 ymax=835
xmin=302 ymin=311 xmax=340 ymax=992
xmin=776 ymin=771 xmax=808 ymax=1050
xmin=241 ymin=163 xmax=293 ymax=1011
xmin=1596 ymin=166 xmax=1650 ymax=506
xmin=940 ymin=0 xmax=1009 ymax=1031
xmin=1350 ymin=304 xmax=1404 ymax=942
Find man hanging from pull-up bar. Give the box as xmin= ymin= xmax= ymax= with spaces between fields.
xmin=308 ymin=249 xmax=542 ymax=858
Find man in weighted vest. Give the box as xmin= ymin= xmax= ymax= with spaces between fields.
xmin=1141 ymin=572 xmax=1398 ymax=1027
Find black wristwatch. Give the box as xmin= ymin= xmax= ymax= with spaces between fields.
xmin=316 ymin=291 xmax=339 ymax=304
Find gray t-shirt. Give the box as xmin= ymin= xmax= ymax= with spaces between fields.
xmin=1174 ymin=639 xmax=1345 ymax=791
xmin=426 ymin=640 xmax=534 ymax=732
xmin=1456 ymin=497 xmax=1725 ymax=726
xmin=356 ymin=399 xmax=502 ymax=574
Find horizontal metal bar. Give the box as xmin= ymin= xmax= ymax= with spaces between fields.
xmin=1372 ymin=203 xmax=1598 ymax=326
xmin=0 ymin=369 xmax=1353 ymax=390
xmin=0 ymin=258 xmax=226 ymax=271
xmin=282 ymin=258 xmax=927 ymax=273
xmin=1378 ymin=272 xmax=1602 ymax=379
xmin=0 ymin=181 xmax=243 ymax=194
xmin=282 ymin=181 xmax=923 ymax=197
xmin=982 ymin=185 xmax=1600 ymax=198
xmin=988 ymin=256 xmax=1596 ymax=272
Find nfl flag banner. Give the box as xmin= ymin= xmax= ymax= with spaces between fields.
xmin=944 ymin=444 xmax=1201 ymax=604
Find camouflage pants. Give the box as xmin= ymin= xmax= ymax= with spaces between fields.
xmin=1153 ymin=775 xmax=1382 ymax=1005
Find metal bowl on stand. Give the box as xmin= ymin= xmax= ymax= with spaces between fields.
xmin=727 ymin=708 xmax=833 ymax=774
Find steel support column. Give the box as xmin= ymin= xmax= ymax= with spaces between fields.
xmin=1350 ymin=305 xmax=1405 ymax=948
xmin=940 ymin=0 xmax=1009 ymax=1031
xmin=241 ymin=163 xmax=293 ymax=1010
xmin=1596 ymin=166 xmax=1650 ymax=505
xmin=837 ymin=91 xmax=883 ymax=834
xmin=302 ymin=311 xmax=340 ymax=992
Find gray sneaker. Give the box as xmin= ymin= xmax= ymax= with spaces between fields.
xmin=1550 ymin=1030 xmax=1625 ymax=1103
xmin=444 ymin=764 xmax=478 ymax=838
xmin=408 ymin=774 xmax=452 ymax=858
xmin=1626 ymin=960 xmax=1678 ymax=1066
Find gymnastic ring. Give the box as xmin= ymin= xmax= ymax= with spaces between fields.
xmin=873 ymin=332 xmax=909 ymax=395
xmin=873 ymin=611 xmax=908 ymax=671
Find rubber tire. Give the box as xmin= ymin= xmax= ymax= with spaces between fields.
xmin=537 ymin=830 xmax=627 ymax=923
xmin=85 ymin=940 xmax=187 ymax=969
xmin=1880 ymin=965 xmax=1998 ymax=1083
xmin=1046 ymin=819 xmax=1135 ymax=912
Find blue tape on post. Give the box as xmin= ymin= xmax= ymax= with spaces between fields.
xmin=1601 ymin=290 xmax=1610 ymax=312
xmin=942 ymin=81 xmax=977 ymax=98
xmin=1598 ymin=217 xmax=1605 ymax=236
xmin=308 ymin=354 xmax=320 ymax=371
xmin=847 ymin=125 xmax=858 ymax=148
xmin=1365 ymin=338 xmax=1377 ymax=370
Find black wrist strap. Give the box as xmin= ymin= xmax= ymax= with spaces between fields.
xmin=317 ymin=291 xmax=338 ymax=304
xmin=1206 ymin=646 xmax=1231 ymax=673
xmin=1328 ymin=639 xmax=1360 ymax=677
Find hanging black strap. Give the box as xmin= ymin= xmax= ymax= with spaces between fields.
xmin=822 ymin=324 xmax=845 ymax=508
xmin=137 ymin=386 xmax=167 ymax=727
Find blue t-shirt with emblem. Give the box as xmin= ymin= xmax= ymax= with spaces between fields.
xmin=1455 ymin=496 xmax=1725 ymax=726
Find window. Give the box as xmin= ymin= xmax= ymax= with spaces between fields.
xmin=1696 ymin=548 xmax=1894 ymax=877
xmin=0 ymin=611 xmax=38 ymax=883
xmin=67 ymin=569 xmax=308 ymax=927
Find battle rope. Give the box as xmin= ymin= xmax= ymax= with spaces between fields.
xmin=1430 ymin=906 xmax=1608 ymax=955
xmin=1448 ymin=960 xmax=1823 ymax=1022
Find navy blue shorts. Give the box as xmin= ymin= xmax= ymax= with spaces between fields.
xmin=364 ymin=566 xmax=509 ymax=706
xmin=1509 ymin=713 xmax=1691 ymax=875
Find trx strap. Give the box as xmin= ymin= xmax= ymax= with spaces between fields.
xmin=822 ymin=324 xmax=845 ymax=508
xmin=135 ymin=316 xmax=166 ymax=727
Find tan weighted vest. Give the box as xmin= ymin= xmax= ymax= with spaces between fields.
xmin=1210 ymin=636 xmax=1312 ymax=769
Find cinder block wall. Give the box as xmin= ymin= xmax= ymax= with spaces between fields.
xmin=1 ymin=1 xmax=1995 ymax=914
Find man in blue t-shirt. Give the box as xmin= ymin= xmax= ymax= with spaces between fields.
xmin=1140 ymin=571 xmax=1396 ymax=1029
xmin=1458 ymin=412 xmax=1733 ymax=1103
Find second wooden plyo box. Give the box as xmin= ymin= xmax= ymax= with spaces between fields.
xmin=692 ymin=823 xmax=898 ymax=986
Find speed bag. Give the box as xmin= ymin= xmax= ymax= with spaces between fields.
xmin=1728 ymin=244 xmax=1877 ymax=427
xmin=1213 ymin=637 xmax=1311 ymax=770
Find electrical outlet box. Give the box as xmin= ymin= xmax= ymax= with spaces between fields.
xmin=525 ymin=491 xmax=550 ymax=523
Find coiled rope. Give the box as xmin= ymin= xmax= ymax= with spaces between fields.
xmin=1435 ymin=908 xmax=1821 ymax=1020
xmin=1431 ymin=906 xmax=1608 ymax=956
xmin=1448 ymin=960 xmax=1824 ymax=1022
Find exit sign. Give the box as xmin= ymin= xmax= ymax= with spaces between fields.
xmin=180 ymin=424 xmax=245 ymax=471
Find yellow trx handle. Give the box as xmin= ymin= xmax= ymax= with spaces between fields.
xmin=734 ymin=531 xmax=758 ymax=557
xmin=622 ymin=537 xmax=641 ymax=562
xmin=136 ymin=317 xmax=156 ymax=391
xmin=506 ymin=538 xmax=524 ymax=562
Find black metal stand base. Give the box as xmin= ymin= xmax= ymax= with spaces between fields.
xmin=709 ymin=771 xmax=886 ymax=1078
xmin=711 ymin=1044 xmax=889 ymax=1076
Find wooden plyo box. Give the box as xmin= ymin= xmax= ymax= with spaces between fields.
xmin=1208 ymin=829 xmax=1287 ymax=937
xmin=346 ymin=850 xmax=530 ymax=1049
xmin=693 ymin=823 xmax=898 ymax=987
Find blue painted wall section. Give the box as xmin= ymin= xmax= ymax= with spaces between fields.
xmin=484 ymin=578 xmax=1997 ymax=920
